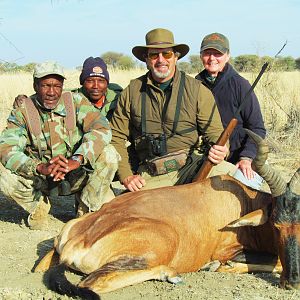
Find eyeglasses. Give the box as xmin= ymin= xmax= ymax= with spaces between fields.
xmin=147 ymin=50 xmax=174 ymax=60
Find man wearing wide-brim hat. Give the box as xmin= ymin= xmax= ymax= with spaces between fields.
xmin=110 ymin=28 xmax=236 ymax=192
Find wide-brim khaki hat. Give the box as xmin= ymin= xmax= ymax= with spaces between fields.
xmin=132 ymin=28 xmax=190 ymax=62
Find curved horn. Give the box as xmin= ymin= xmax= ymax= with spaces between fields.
xmin=289 ymin=168 xmax=300 ymax=195
xmin=244 ymin=129 xmax=287 ymax=197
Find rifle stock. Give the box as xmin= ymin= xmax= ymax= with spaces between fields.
xmin=194 ymin=118 xmax=238 ymax=182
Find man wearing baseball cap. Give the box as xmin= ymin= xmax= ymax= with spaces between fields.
xmin=74 ymin=57 xmax=122 ymax=121
xmin=196 ymin=33 xmax=266 ymax=189
xmin=110 ymin=28 xmax=236 ymax=193
xmin=0 ymin=61 xmax=120 ymax=229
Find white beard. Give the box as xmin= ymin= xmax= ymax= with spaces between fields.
xmin=152 ymin=69 xmax=171 ymax=79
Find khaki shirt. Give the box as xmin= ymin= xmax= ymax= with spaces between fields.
xmin=110 ymin=68 xmax=226 ymax=182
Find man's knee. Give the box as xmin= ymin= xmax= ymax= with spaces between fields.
xmin=96 ymin=144 xmax=120 ymax=166
xmin=0 ymin=167 xmax=43 ymax=213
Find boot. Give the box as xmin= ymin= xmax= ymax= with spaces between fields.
xmin=27 ymin=196 xmax=51 ymax=230
xmin=75 ymin=192 xmax=89 ymax=218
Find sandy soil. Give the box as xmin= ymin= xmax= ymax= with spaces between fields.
xmin=1 ymin=174 xmax=300 ymax=300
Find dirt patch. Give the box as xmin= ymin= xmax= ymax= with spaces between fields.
xmin=0 ymin=180 xmax=300 ymax=300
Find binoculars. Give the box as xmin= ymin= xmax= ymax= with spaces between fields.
xmin=146 ymin=133 xmax=167 ymax=158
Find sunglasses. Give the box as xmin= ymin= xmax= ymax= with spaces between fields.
xmin=147 ymin=50 xmax=174 ymax=60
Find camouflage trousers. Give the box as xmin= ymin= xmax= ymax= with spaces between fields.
xmin=0 ymin=144 xmax=120 ymax=213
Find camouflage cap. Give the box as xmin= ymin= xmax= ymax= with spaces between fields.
xmin=33 ymin=61 xmax=66 ymax=79
xmin=200 ymin=33 xmax=229 ymax=54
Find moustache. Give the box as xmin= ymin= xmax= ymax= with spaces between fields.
xmin=154 ymin=62 xmax=169 ymax=68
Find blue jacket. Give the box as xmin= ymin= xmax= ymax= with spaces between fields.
xmin=195 ymin=64 xmax=266 ymax=164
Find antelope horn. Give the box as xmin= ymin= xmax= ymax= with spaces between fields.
xmin=244 ymin=129 xmax=287 ymax=197
xmin=289 ymin=168 xmax=300 ymax=195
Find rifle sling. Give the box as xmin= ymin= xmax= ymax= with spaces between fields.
xmin=23 ymin=97 xmax=43 ymax=159
xmin=23 ymin=92 xmax=75 ymax=159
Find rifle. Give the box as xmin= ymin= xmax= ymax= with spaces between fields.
xmin=194 ymin=42 xmax=287 ymax=182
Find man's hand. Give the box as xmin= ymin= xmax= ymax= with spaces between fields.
xmin=236 ymin=159 xmax=254 ymax=180
xmin=36 ymin=155 xmax=69 ymax=181
xmin=122 ymin=175 xmax=146 ymax=192
xmin=208 ymin=144 xmax=228 ymax=165
xmin=13 ymin=94 xmax=27 ymax=108
xmin=36 ymin=154 xmax=83 ymax=181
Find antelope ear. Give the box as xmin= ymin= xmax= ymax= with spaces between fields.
xmin=227 ymin=205 xmax=270 ymax=227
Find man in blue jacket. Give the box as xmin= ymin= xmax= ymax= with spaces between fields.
xmin=196 ymin=32 xmax=266 ymax=189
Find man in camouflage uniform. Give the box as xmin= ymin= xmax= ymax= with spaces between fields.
xmin=74 ymin=56 xmax=123 ymax=121
xmin=0 ymin=61 xmax=120 ymax=230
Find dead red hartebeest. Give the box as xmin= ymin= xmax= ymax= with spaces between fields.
xmin=34 ymin=130 xmax=300 ymax=299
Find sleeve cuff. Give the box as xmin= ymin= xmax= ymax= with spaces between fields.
xmin=239 ymin=157 xmax=253 ymax=162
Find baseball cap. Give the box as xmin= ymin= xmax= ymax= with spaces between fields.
xmin=200 ymin=33 xmax=230 ymax=54
xmin=33 ymin=61 xmax=66 ymax=79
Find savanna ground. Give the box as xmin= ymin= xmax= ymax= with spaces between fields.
xmin=0 ymin=68 xmax=300 ymax=300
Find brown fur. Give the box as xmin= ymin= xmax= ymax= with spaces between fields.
xmin=36 ymin=175 xmax=286 ymax=296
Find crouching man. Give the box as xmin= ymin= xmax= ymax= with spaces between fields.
xmin=0 ymin=61 xmax=120 ymax=230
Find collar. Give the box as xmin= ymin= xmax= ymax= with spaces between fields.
xmin=203 ymin=63 xmax=229 ymax=87
xmin=93 ymin=95 xmax=105 ymax=108
xmin=147 ymin=68 xmax=178 ymax=91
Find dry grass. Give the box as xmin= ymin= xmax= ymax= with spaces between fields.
xmin=0 ymin=68 xmax=300 ymax=171
xmin=245 ymin=71 xmax=300 ymax=172
xmin=0 ymin=68 xmax=146 ymax=130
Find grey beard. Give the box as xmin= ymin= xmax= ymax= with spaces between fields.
xmin=153 ymin=69 xmax=171 ymax=79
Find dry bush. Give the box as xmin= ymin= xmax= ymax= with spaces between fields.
xmin=243 ymin=71 xmax=300 ymax=171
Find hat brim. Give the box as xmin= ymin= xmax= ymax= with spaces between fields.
xmin=200 ymin=45 xmax=228 ymax=54
xmin=34 ymin=72 xmax=66 ymax=80
xmin=132 ymin=43 xmax=189 ymax=62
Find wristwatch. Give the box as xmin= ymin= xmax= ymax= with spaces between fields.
xmin=71 ymin=155 xmax=83 ymax=165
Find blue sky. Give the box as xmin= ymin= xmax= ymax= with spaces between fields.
xmin=0 ymin=0 xmax=299 ymax=68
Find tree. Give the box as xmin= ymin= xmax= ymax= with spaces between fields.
xmin=273 ymin=56 xmax=296 ymax=71
xmin=177 ymin=61 xmax=192 ymax=73
xmin=0 ymin=62 xmax=21 ymax=72
xmin=259 ymin=56 xmax=274 ymax=71
xmin=233 ymin=55 xmax=260 ymax=72
xmin=101 ymin=52 xmax=124 ymax=68
xmin=22 ymin=62 xmax=36 ymax=73
xmin=188 ymin=55 xmax=203 ymax=73
xmin=116 ymin=55 xmax=135 ymax=70
xmin=296 ymin=57 xmax=300 ymax=70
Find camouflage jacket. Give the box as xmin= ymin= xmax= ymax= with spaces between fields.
xmin=0 ymin=92 xmax=111 ymax=178
xmin=74 ymin=82 xmax=123 ymax=121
